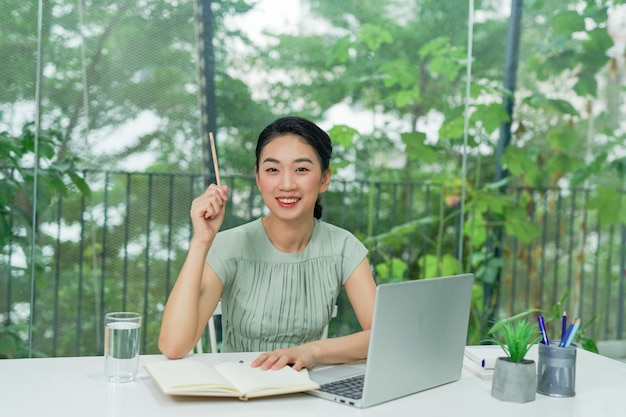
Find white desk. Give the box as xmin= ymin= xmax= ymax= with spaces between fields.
xmin=1 ymin=346 xmax=625 ymax=416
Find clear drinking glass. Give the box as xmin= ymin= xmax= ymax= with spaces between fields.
xmin=104 ymin=312 xmax=142 ymax=383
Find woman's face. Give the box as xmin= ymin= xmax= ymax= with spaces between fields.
xmin=255 ymin=134 xmax=330 ymax=221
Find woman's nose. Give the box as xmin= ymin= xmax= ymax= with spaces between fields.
xmin=279 ymin=172 xmax=296 ymax=190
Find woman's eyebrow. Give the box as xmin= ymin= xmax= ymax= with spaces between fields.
xmin=261 ymin=157 xmax=314 ymax=164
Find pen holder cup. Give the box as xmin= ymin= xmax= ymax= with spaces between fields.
xmin=536 ymin=341 xmax=576 ymax=397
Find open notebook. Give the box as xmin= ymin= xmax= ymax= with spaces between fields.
xmin=307 ymin=274 xmax=474 ymax=408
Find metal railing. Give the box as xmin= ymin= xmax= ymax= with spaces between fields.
xmin=1 ymin=169 xmax=625 ymax=357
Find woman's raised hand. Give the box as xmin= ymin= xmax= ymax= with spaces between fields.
xmin=189 ymin=184 xmax=229 ymax=242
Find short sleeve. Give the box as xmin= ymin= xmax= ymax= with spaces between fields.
xmin=206 ymin=232 xmax=236 ymax=286
xmin=339 ymin=231 xmax=368 ymax=284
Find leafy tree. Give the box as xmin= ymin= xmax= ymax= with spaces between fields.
xmin=0 ymin=122 xmax=90 ymax=355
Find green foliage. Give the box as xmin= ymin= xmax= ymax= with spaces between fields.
xmin=419 ymin=36 xmax=467 ymax=82
xmin=502 ymin=206 xmax=542 ymax=245
xmin=0 ymin=123 xmax=91 ymax=249
xmin=401 ymin=132 xmax=438 ymax=163
xmin=1 ymin=123 xmax=92 ymax=357
xmin=544 ymin=291 xmax=599 ymax=354
xmin=578 ymin=328 xmax=599 ymax=354
xmin=552 ymin=10 xmax=586 ymax=35
xmin=0 ymin=324 xmax=46 ymax=359
xmin=419 ymin=253 xmax=459 ymax=278
xmin=470 ymin=248 xmax=504 ymax=286
xmin=365 ymin=217 xmax=436 ymax=248
xmin=586 ymin=187 xmax=626 ymax=226
xmin=470 ymin=102 xmax=511 ymax=134
xmin=487 ymin=315 xmax=542 ymax=363
xmin=374 ymin=258 xmax=408 ymax=283
xmin=466 ymin=283 xmax=486 ymax=345
xmin=327 ymin=125 xmax=359 ymax=172
xmin=357 ymin=23 xmax=394 ymax=51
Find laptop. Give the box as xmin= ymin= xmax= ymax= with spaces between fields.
xmin=307 ymin=273 xmax=474 ymax=408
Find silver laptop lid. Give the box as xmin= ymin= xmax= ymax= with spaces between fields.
xmin=360 ymin=273 xmax=474 ymax=407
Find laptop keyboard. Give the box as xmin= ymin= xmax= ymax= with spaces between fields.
xmin=319 ymin=374 xmax=365 ymax=399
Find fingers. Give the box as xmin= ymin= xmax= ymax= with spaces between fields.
xmin=251 ymin=348 xmax=310 ymax=371
xmin=269 ymin=355 xmax=294 ymax=370
xmin=211 ymin=184 xmax=229 ymax=203
xmin=191 ymin=184 xmax=228 ymax=221
xmin=290 ymin=359 xmax=306 ymax=372
xmin=251 ymin=351 xmax=290 ymax=370
xmin=250 ymin=352 xmax=273 ymax=370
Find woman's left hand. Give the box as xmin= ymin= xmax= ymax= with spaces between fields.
xmin=251 ymin=345 xmax=319 ymax=371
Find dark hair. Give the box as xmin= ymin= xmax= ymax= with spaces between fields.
xmin=255 ymin=116 xmax=332 ymax=219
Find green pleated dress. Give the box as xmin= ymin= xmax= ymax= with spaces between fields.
xmin=206 ymin=217 xmax=368 ymax=353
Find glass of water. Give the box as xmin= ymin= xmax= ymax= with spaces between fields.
xmin=104 ymin=312 xmax=142 ymax=383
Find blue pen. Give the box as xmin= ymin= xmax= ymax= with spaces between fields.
xmin=564 ymin=319 xmax=580 ymax=348
xmin=538 ymin=316 xmax=549 ymax=345
xmin=561 ymin=311 xmax=567 ymax=341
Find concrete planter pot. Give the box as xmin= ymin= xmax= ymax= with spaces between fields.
xmin=491 ymin=357 xmax=536 ymax=403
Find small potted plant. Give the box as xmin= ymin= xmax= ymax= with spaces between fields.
xmin=487 ymin=318 xmax=541 ymax=403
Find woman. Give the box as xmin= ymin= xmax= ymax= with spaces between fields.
xmin=158 ymin=116 xmax=376 ymax=371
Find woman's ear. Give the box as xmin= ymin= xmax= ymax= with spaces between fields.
xmin=319 ymin=168 xmax=332 ymax=192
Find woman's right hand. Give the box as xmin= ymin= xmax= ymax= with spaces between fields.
xmin=189 ymin=184 xmax=229 ymax=242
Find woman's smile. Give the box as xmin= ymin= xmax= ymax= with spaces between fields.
xmin=276 ymin=197 xmax=301 ymax=208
